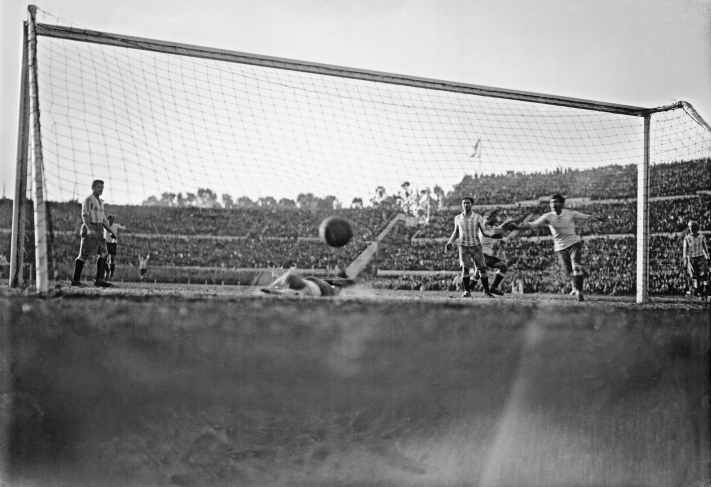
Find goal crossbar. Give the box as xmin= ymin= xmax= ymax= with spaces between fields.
xmin=35 ymin=23 xmax=648 ymax=117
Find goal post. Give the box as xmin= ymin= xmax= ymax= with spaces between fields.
xmin=637 ymin=115 xmax=651 ymax=304
xmin=11 ymin=6 xmax=711 ymax=298
xmin=26 ymin=6 xmax=50 ymax=293
xmin=10 ymin=20 xmax=30 ymax=288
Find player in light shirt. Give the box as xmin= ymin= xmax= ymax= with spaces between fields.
xmin=444 ymin=197 xmax=502 ymax=298
xmin=504 ymin=194 xmax=604 ymax=302
xmin=471 ymin=209 xmax=508 ymax=296
xmin=683 ymin=220 xmax=709 ymax=301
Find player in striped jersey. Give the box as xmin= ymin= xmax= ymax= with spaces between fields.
xmin=471 ymin=209 xmax=508 ymax=296
xmin=683 ymin=220 xmax=709 ymax=301
xmin=71 ymin=180 xmax=116 ymax=288
xmin=444 ymin=197 xmax=503 ymax=298
xmin=503 ymin=194 xmax=604 ymax=302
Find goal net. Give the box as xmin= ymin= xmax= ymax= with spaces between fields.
xmin=10 ymin=8 xmax=711 ymax=300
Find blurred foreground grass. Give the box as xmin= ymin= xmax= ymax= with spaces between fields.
xmin=1 ymin=295 xmax=709 ymax=486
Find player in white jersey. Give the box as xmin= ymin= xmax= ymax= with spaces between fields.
xmin=683 ymin=220 xmax=709 ymax=300
xmin=103 ymin=215 xmax=126 ymax=279
xmin=444 ymin=197 xmax=502 ymax=298
xmin=504 ymin=194 xmax=604 ymax=302
xmin=71 ymin=180 xmax=116 ymax=288
xmin=139 ymin=254 xmax=150 ymax=281
xmin=472 ymin=209 xmax=508 ymax=296
xmin=259 ymin=266 xmax=355 ymax=297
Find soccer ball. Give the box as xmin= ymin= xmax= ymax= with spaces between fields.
xmin=319 ymin=216 xmax=353 ymax=248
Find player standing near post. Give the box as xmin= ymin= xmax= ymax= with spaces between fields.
xmin=471 ymin=208 xmax=508 ymax=296
xmin=503 ymin=194 xmax=604 ymax=302
xmin=103 ymin=215 xmax=126 ymax=279
xmin=70 ymin=180 xmax=115 ymax=287
xmin=683 ymin=220 xmax=709 ymax=301
xmin=444 ymin=197 xmax=501 ymax=298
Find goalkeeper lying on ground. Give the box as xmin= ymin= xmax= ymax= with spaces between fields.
xmin=259 ymin=267 xmax=355 ymax=297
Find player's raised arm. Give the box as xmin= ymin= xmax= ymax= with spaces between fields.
xmin=503 ymin=214 xmax=548 ymax=231
xmin=572 ymin=211 xmax=606 ymax=224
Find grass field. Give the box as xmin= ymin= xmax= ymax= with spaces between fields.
xmin=1 ymin=283 xmax=710 ymax=487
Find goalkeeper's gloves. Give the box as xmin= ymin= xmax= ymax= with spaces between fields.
xmin=502 ymin=221 xmax=518 ymax=232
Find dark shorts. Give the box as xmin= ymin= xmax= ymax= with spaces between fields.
xmin=484 ymin=253 xmax=505 ymax=271
xmin=687 ymin=256 xmax=709 ymax=278
xmin=106 ymin=242 xmax=117 ymax=256
xmin=78 ymin=234 xmax=108 ymax=261
xmin=556 ymin=241 xmax=584 ymax=278
xmin=140 ymin=268 xmax=147 ymax=276
xmin=305 ymin=277 xmax=337 ymax=296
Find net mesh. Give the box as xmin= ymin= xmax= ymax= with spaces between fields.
xmin=9 ymin=9 xmax=711 ymax=296
xmin=30 ymin=11 xmax=652 ymax=206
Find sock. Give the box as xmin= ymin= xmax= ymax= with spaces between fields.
xmin=96 ymin=258 xmax=106 ymax=281
xmin=104 ymin=262 xmax=110 ymax=279
xmin=575 ymin=275 xmax=584 ymax=292
xmin=462 ymin=276 xmax=470 ymax=292
xmin=110 ymin=264 xmax=115 ymax=277
xmin=72 ymin=259 xmax=84 ymax=282
xmin=492 ymin=273 xmax=504 ymax=290
xmin=480 ymin=275 xmax=490 ymax=292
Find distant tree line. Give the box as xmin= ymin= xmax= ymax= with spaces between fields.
xmin=142 ymin=182 xmax=447 ymax=218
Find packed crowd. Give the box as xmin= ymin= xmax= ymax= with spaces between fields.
xmin=445 ymin=158 xmax=709 ymax=205
xmin=49 ymin=234 xmax=368 ymax=271
xmin=1 ymin=157 xmax=708 ymax=295
xmin=35 ymin=202 xmax=399 ymax=242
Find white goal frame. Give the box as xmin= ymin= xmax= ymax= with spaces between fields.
xmin=11 ymin=5 xmax=711 ymax=302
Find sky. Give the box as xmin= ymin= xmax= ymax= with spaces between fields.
xmin=1 ymin=0 xmax=710 ymax=204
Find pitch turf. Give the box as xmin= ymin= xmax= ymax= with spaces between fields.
xmin=1 ymin=284 xmax=709 ymax=486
